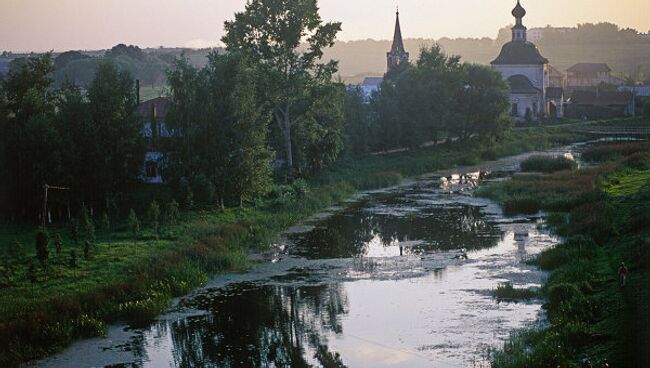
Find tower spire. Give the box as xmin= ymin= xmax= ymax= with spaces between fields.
xmin=511 ymin=0 xmax=527 ymax=42
xmin=387 ymin=8 xmax=409 ymax=74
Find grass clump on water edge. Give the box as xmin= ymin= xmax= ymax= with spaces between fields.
xmin=520 ymin=155 xmax=577 ymax=173
xmin=494 ymin=282 xmax=539 ymax=301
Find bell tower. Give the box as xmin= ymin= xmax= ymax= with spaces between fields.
xmin=387 ymin=8 xmax=409 ymax=74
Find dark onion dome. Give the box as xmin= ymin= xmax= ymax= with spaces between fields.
xmin=507 ymin=75 xmax=541 ymax=94
xmin=512 ymin=1 xmax=526 ymax=19
xmin=491 ymin=41 xmax=549 ymax=65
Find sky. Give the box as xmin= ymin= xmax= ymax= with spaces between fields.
xmin=1 ymin=0 xmax=649 ymax=52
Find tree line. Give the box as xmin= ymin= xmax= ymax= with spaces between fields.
xmin=0 ymin=0 xmax=512 ymax=223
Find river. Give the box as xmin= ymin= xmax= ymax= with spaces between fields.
xmin=35 ymin=147 xmax=587 ymax=368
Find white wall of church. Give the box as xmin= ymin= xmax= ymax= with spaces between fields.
xmin=494 ymin=64 xmax=548 ymax=91
xmin=510 ymin=93 xmax=542 ymax=119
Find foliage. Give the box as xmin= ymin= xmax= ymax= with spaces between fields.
xmin=80 ymin=205 xmax=95 ymax=242
xmin=369 ymin=45 xmax=510 ymax=151
xmin=520 ymin=155 xmax=578 ymax=173
xmin=223 ymin=0 xmax=342 ymax=179
xmin=147 ymin=200 xmax=160 ymax=236
xmin=165 ymin=200 xmax=180 ymax=226
xmin=35 ymin=229 xmax=49 ymax=269
xmin=494 ymin=282 xmax=539 ymax=300
xmin=127 ymin=209 xmax=140 ymax=244
xmin=53 ymin=233 xmax=64 ymax=254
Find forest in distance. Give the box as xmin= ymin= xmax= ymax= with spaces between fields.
xmin=2 ymin=22 xmax=650 ymax=87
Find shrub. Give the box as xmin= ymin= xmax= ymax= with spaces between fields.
xmin=35 ymin=229 xmax=49 ymax=269
xmin=101 ymin=213 xmax=110 ymax=233
xmin=70 ymin=218 xmax=80 ymax=246
xmin=191 ymin=173 xmax=215 ymax=205
xmin=536 ymin=236 xmax=599 ymax=271
xmin=71 ymin=314 xmax=106 ymax=338
xmin=83 ymin=241 xmax=92 ymax=259
xmin=81 ymin=205 xmax=95 ymax=242
xmin=147 ymin=200 xmax=160 ymax=236
xmin=69 ymin=250 xmax=77 ymax=269
xmin=53 ymin=233 xmax=64 ymax=254
xmin=520 ymin=155 xmax=577 ymax=173
xmin=127 ymin=209 xmax=140 ymax=245
xmin=495 ymin=282 xmax=539 ymax=300
xmin=546 ymin=283 xmax=592 ymax=323
xmin=165 ymin=200 xmax=180 ymax=226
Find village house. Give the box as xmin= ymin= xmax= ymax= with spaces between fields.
xmin=565 ymin=90 xmax=635 ymax=119
xmin=137 ymin=95 xmax=173 ymax=184
xmin=566 ymin=63 xmax=624 ymax=89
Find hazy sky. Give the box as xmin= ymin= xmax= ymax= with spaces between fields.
xmin=2 ymin=0 xmax=649 ymax=52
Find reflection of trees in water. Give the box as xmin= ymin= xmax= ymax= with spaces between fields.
xmin=133 ymin=283 xmax=350 ymax=367
xmin=293 ymin=200 xmax=502 ymax=258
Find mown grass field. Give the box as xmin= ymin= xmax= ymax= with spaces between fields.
xmin=0 ymin=117 xmax=646 ymax=365
xmin=481 ymin=139 xmax=650 ymax=368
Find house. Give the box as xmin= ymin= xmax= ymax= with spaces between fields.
xmin=618 ymin=85 xmax=650 ymax=97
xmin=491 ymin=1 xmax=564 ymax=120
xmin=548 ymin=65 xmax=565 ymax=88
xmin=359 ymin=77 xmax=383 ymax=101
xmin=137 ymin=96 xmax=173 ymax=184
xmin=565 ymin=90 xmax=635 ymax=119
xmin=566 ymin=63 xmax=623 ymax=88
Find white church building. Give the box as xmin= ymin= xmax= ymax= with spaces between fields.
xmin=491 ymin=1 xmax=564 ymax=121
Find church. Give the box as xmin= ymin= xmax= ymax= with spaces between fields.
xmin=491 ymin=1 xmax=564 ymax=120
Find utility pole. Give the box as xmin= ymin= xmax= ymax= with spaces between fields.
xmin=42 ymin=184 xmax=70 ymax=228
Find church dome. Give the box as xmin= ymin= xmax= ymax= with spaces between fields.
xmin=491 ymin=41 xmax=548 ymax=65
xmin=511 ymin=1 xmax=526 ymax=19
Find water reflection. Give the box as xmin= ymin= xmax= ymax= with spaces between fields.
xmin=289 ymin=184 xmax=502 ymax=259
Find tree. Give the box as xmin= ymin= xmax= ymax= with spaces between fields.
xmin=453 ymin=64 xmax=510 ymax=141
xmin=87 ymin=60 xmax=144 ymax=213
xmin=343 ymin=87 xmax=370 ymax=157
xmin=81 ymin=205 xmax=95 ymax=241
xmin=35 ymin=229 xmax=49 ymax=269
xmin=147 ymin=200 xmax=160 ymax=236
xmin=127 ymin=209 xmax=140 ymax=245
xmin=53 ymin=233 xmax=64 ymax=254
xmin=223 ymin=0 xmax=341 ymax=180
xmin=165 ymin=200 xmax=180 ymax=226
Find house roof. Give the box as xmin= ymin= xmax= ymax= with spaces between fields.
xmin=546 ymin=87 xmax=564 ymax=99
xmin=362 ymin=77 xmax=383 ymax=88
xmin=137 ymin=97 xmax=172 ymax=119
xmin=570 ymin=90 xmax=633 ymax=106
xmin=548 ymin=65 xmax=564 ymax=78
xmin=491 ymin=41 xmax=549 ymax=65
xmin=567 ymin=63 xmax=611 ymax=73
xmin=508 ymin=75 xmax=542 ymax=94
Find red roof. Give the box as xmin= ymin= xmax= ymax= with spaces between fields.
xmin=567 ymin=63 xmax=611 ymax=73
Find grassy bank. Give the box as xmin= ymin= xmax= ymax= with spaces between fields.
xmin=479 ymin=140 xmax=650 ymax=367
xmin=0 ymin=119 xmax=639 ymax=365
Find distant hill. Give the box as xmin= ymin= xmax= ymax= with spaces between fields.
xmin=3 ymin=23 xmax=649 ymax=90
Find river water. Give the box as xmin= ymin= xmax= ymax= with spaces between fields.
xmin=35 ymin=148 xmax=583 ymax=368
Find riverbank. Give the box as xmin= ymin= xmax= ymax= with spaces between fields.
xmin=0 ymin=118 xmax=642 ymax=365
xmin=477 ymin=140 xmax=650 ymax=367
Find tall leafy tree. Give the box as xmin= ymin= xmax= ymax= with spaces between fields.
xmin=223 ymin=0 xmax=341 ymax=180
xmin=87 ymin=61 xmax=144 ymax=211
xmin=1 ymin=54 xmax=57 ymax=218
xmin=454 ymin=64 xmax=510 ymax=141
xmin=343 ymin=87 xmax=370 ymax=157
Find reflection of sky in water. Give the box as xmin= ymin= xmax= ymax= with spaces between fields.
xmin=35 ymin=147 xmax=577 ymax=368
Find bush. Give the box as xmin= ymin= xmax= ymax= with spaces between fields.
xmin=147 ymin=200 xmax=160 ymax=236
xmin=520 ymin=155 xmax=577 ymax=173
xmin=191 ymin=173 xmax=215 ymax=205
xmin=35 ymin=229 xmax=49 ymax=269
xmin=165 ymin=200 xmax=180 ymax=226
xmin=81 ymin=205 xmax=95 ymax=242
xmin=546 ymin=283 xmax=592 ymax=323
xmin=128 ymin=209 xmax=140 ymax=244
xmin=53 ymin=233 xmax=64 ymax=254
xmin=536 ymin=235 xmax=599 ymax=271
xmin=495 ymin=282 xmax=539 ymax=300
